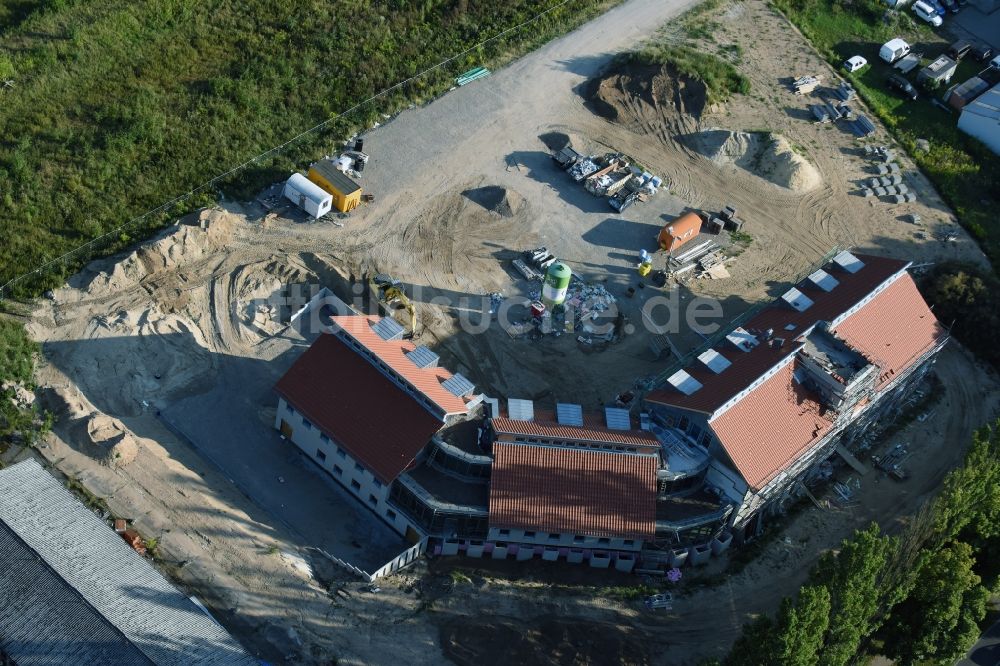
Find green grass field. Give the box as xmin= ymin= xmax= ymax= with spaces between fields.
xmin=0 ymin=0 xmax=619 ymax=297
xmin=771 ymin=0 xmax=1000 ymax=268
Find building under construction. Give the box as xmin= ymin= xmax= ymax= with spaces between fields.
xmin=273 ymin=252 xmax=946 ymax=573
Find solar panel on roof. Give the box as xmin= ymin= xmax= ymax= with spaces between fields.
xmin=371 ymin=317 xmax=405 ymax=341
xmin=833 ymin=250 xmax=864 ymax=274
xmin=441 ymin=373 xmax=475 ymax=398
xmin=556 ymin=403 xmax=584 ymax=427
xmin=726 ymin=327 xmax=759 ymax=352
xmin=405 ymin=345 xmax=439 ymax=369
xmin=507 ymin=398 xmax=534 ymax=422
xmin=605 ymin=407 xmax=632 ymax=430
xmin=667 ymin=370 xmax=703 ymax=395
xmin=807 ymin=269 xmax=839 ymax=292
xmin=781 ymin=287 xmax=815 ymax=313
xmin=697 ymin=349 xmax=732 ymax=374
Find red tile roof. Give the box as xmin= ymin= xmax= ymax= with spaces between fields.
xmin=646 ymin=254 xmax=909 ymax=414
xmin=709 ymin=360 xmax=834 ymax=490
xmin=491 ymin=414 xmax=661 ymax=449
xmin=489 ymin=443 xmax=657 ymax=540
xmin=274 ymin=332 xmax=445 ymax=483
xmin=330 ymin=316 xmax=472 ymax=416
xmin=833 ymin=273 xmax=945 ymax=389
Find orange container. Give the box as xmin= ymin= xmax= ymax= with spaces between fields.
xmin=658 ymin=212 xmax=703 ymax=253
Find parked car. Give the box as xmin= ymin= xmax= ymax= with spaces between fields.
xmin=940 ymin=0 xmax=960 ymax=13
xmin=880 ymin=38 xmax=912 ymax=63
xmin=971 ymin=43 xmax=994 ymax=62
xmin=887 ymin=74 xmax=919 ymax=100
xmin=924 ymin=0 xmax=948 ymax=14
xmin=992 ymin=54 xmax=1000 ymax=70
xmin=947 ymin=40 xmax=972 ymax=60
xmin=844 ymin=55 xmax=868 ymax=72
xmin=912 ymin=0 xmax=944 ymax=26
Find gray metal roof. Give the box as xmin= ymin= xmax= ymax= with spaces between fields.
xmin=604 ymin=407 xmax=632 ymax=431
xmin=0 ymin=521 xmax=153 ymax=665
xmin=441 ymin=373 xmax=475 ymax=398
xmin=405 ymin=345 xmax=439 ymax=369
xmin=0 ymin=460 xmax=257 ymax=666
xmin=372 ymin=316 xmax=405 ymax=341
xmin=555 ymin=403 xmax=584 ymax=427
xmin=961 ymin=84 xmax=1000 ymax=121
xmin=309 ymin=160 xmax=361 ymax=195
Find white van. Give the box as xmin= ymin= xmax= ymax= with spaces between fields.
xmin=879 ymin=38 xmax=911 ymax=63
xmin=844 ymin=55 xmax=868 ymax=72
xmin=912 ymin=1 xmax=943 ymax=26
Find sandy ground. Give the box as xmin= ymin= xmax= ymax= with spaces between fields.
xmin=19 ymin=0 xmax=999 ymax=662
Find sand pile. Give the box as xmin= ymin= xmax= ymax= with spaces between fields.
xmin=461 ymin=186 xmax=526 ymax=218
xmin=586 ymin=62 xmax=707 ymax=128
xmin=86 ymin=414 xmax=139 ymax=468
xmin=60 ymin=208 xmax=240 ymax=299
xmin=685 ymin=130 xmax=821 ymax=191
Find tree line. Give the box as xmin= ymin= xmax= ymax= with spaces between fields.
xmin=719 ymin=419 xmax=1000 ymax=666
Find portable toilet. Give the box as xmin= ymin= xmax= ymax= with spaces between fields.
xmin=658 ymin=212 xmax=703 ymax=253
xmin=283 ymin=173 xmax=333 ymax=218
xmin=307 ymin=160 xmax=363 ymax=213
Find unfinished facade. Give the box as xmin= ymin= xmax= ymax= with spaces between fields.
xmin=273 ymin=252 xmax=946 ymax=572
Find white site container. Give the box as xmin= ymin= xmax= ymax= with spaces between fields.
xmin=283 ymin=172 xmax=333 ymax=218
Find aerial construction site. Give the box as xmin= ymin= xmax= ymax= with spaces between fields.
xmin=13 ymin=0 xmax=1000 ymax=663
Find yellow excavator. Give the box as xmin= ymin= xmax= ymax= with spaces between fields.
xmin=369 ymin=273 xmax=417 ymax=339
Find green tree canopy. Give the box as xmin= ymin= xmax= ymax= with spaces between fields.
xmin=775 ymin=585 xmax=831 ymax=666
xmin=811 ymin=524 xmax=897 ymax=666
xmin=879 ymin=541 xmax=989 ymax=665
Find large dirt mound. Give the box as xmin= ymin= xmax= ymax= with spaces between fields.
xmin=586 ymin=61 xmax=707 ymax=129
xmin=683 ymin=129 xmax=822 ymax=191
xmin=86 ymin=414 xmax=139 ymax=468
xmin=61 ymin=207 xmax=239 ymax=299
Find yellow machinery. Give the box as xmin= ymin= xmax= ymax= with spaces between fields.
xmin=369 ymin=274 xmax=417 ymax=339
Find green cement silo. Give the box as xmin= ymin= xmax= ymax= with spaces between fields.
xmin=542 ymin=262 xmax=571 ymax=308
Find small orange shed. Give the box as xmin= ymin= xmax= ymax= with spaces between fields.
xmin=658 ymin=212 xmax=703 ymax=253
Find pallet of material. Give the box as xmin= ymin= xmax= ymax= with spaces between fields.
xmin=904 ymin=192 xmax=917 ymax=203
xmin=671 ymin=240 xmax=716 ymax=266
xmin=698 ymin=250 xmax=723 ymax=269
xmin=792 ymin=75 xmax=822 ymax=94
xmin=876 ymin=162 xmax=900 ymax=175
xmin=835 ymin=83 xmax=856 ymax=101
xmin=811 ymin=104 xmax=832 ymax=123
xmin=850 ymin=115 xmax=877 ymax=137
xmin=861 ymin=188 xmax=874 ymax=197
xmin=512 ymin=259 xmax=542 ymax=281
xmin=668 ymin=262 xmax=698 ymax=278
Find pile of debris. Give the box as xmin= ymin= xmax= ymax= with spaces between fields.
xmin=506 ymin=277 xmax=623 ymax=348
xmin=550 ymin=142 xmax=663 ymax=214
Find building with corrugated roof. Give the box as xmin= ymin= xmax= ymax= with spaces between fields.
xmin=0 ymin=459 xmax=257 ymax=666
xmin=273 ymin=252 xmax=945 ymax=571
xmin=958 ymin=83 xmax=1000 ymax=156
